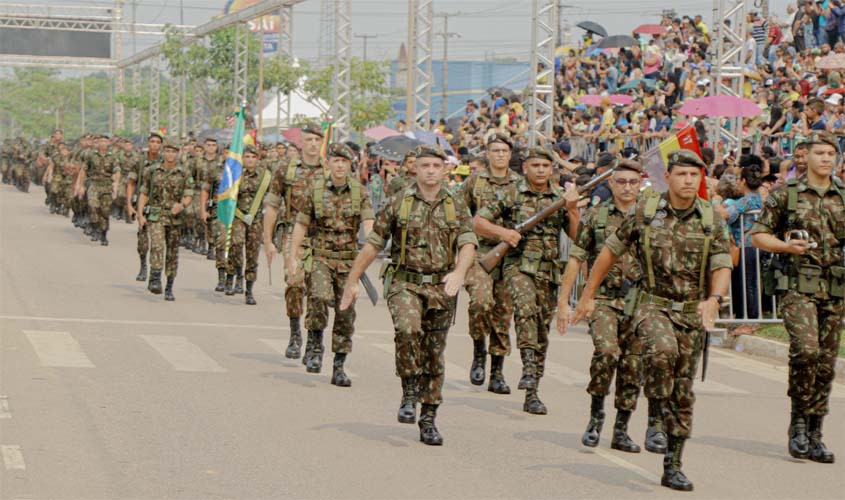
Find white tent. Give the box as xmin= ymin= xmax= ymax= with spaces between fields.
xmin=259 ymin=89 xmax=329 ymax=130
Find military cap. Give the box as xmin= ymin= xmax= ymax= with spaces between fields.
xmin=402 ymin=150 xmax=417 ymax=162
xmin=300 ymin=122 xmax=324 ymax=138
xmin=524 ymin=146 xmax=555 ymax=163
xmin=800 ymin=131 xmax=840 ymax=153
xmin=667 ymin=149 xmax=706 ymax=169
xmin=149 ymin=131 xmax=164 ymax=141
xmin=414 ymin=144 xmax=448 ymax=161
xmin=243 ymin=144 xmax=258 ymax=155
xmin=596 ymin=152 xmax=616 ymax=168
xmin=486 ymin=133 xmax=513 ymax=149
xmin=327 ymin=142 xmax=356 ymax=161
xmin=203 ymin=136 xmax=218 ymax=143
xmin=162 ymin=136 xmax=180 ymax=151
xmin=616 ymin=159 xmax=643 ymax=174
xmin=94 ymin=133 xmax=110 ymax=139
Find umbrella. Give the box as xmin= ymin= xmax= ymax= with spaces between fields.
xmin=633 ymin=24 xmax=667 ymax=36
xmin=617 ymin=78 xmax=657 ymax=92
xmin=595 ymin=35 xmax=638 ymax=49
xmin=405 ymin=130 xmax=455 ymax=154
xmin=281 ymin=128 xmax=301 ymax=147
xmin=817 ymin=53 xmax=845 ymax=70
xmin=579 ymin=94 xmax=634 ymax=107
xmin=199 ymin=128 xmax=233 ymax=144
xmin=679 ymin=95 xmax=763 ymax=118
xmin=370 ymin=135 xmax=424 ymax=162
xmin=486 ymin=86 xmax=516 ymax=99
xmin=576 ymin=21 xmax=607 ymax=38
xmin=364 ymin=125 xmax=401 ymax=141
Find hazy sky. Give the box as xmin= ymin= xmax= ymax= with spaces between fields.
xmin=20 ymin=0 xmax=799 ymax=63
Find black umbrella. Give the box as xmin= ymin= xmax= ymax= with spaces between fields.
xmin=576 ymin=20 xmax=607 ymax=38
xmin=486 ymin=86 xmax=516 ymax=99
xmin=595 ymin=34 xmax=639 ymax=49
xmin=370 ymin=135 xmax=424 ymax=162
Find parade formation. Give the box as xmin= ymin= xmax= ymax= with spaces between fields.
xmin=1 ymin=121 xmax=841 ymax=493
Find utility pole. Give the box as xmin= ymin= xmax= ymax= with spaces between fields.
xmin=80 ymin=76 xmax=86 ymax=135
xmin=354 ymin=33 xmax=378 ymax=62
xmin=435 ymin=12 xmax=460 ymax=120
xmin=761 ymin=0 xmax=769 ymax=19
xmin=556 ymin=2 xmax=574 ymax=45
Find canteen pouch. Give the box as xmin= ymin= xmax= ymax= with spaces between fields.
xmin=380 ymin=261 xmax=395 ymax=299
xmin=519 ymin=252 xmax=543 ymax=277
xmin=147 ymin=206 xmax=161 ymax=222
xmin=302 ymin=247 xmax=313 ymax=274
xmin=623 ymin=285 xmax=640 ymax=319
xmin=797 ymin=264 xmax=822 ymax=294
xmin=763 ymin=256 xmax=789 ymax=295
xmin=830 ymin=266 xmax=845 ymax=298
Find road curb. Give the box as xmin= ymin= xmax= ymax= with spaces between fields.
xmin=715 ymin=332 xmax=845 ymax=380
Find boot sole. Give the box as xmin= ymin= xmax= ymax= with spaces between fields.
xmin=646 ymin=444 xmax=668 ymax=454
xmin=306 ymin=367 xmax=322 ymax=374
xmin=487 ymin=386 xmax=511 ymax=395
xmin=398 ymin=415 xmax=416 ymax=424
xmin=420 ymin=438 xmax=443 ymax=446
xmin=285 ymin=351 xmax=301 ymax=359
xmin=470 ymin=376 xmax=485 ymax=386
xmin=331 ymin=380 xmax=351 ymax=387
xmin=611 ymin=442 xmax=641 ymax=453
xmin=789 ymin=449 xmax=810 ymax=460
xmin=661 ymin=478 xmax=694 ymax=492
xmin=808 ymin=454 xmax=835 ymax=464
xmin=523 ymin=405 xmax=547 ymax=415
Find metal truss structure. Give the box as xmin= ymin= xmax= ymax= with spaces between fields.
xmin=332 ymin=0 xmax=352 ymax=142
xmin=131 ymin=66 xmax=140 ymax=134
xmin=276 ymin=5 xmax=293 ymax=132
xmin=233 ymin=23 xmax=250 ymax=109
xmin=527 ymin=0 xmax=557 ymax=146
xmin=711 ymin=0 xmax=748 ymax=151
xmin=317 ymin=0 xmax=335 ymax=70
xmin=405 ymin=0 xmax=434 ymax=131
xmin=148 ymin=56 xmax=161 ymax=133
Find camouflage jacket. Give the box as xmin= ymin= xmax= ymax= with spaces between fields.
xmin=195 ymin=154 xmax=223 ymax=194
xmin=297 ymin=175 xmax=375 ymax=271
xmin=84 ymin=150 xmax=119 ymax=183
xmin=263 ymin=157 xmax=326 ymax=225
xmin=458 ymin=167 xmax=522 ymax=251
xmin=140 ymin=163 xmax=194 ymax=225
xmin=605 ymin=192 xmax=733 ymax=303
xmin=385 ymin=172 xmax=414 ymax=198
xmin=570 ymin=199 xmax=641 ymax=298
xmin=233 ymin=166 xmax=270 ymax=215
xmin=367 ymin=184 xmax=477 ymax=274
xmin=128 ymin=152 xmax=161 ymax=184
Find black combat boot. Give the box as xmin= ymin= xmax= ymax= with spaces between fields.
xmin=285 ymin=318 xmax=302 ymax=359
xmin=302 ymin=329 xmax=315 ymax=366
xmin=523 ymin=381 xmax=548 ymax=415
xmin=206 ymin=245 xmax=215 ymax=260
xmin=611 ymin=410 xmax=641 ymax=453
xmin=582 ymin=395 xmax=605 ymax=447
xmin=234 ymin=268 xmax=244 ymax=294
xmin=398 ymin=376 xmax=418 ymax=424
xmin=99 ymin=230 xmax=108 ymax=246
xmin=135 ymin=257 xmax=148 ymax=282
xmin=661 ymin=435 xmax=694 ymax=491
xmin=306 ymin=330 xmax=324 ymax=373
xmin=470 ymin=338 xmax=487 ymax=386
xmin=518 ymin=348 xmax=537 ymax=391
xmin=645 ymin=398 xmax=668 ymax=454
xmin=214 ymin=268 xmax=226 ymax=292
xmin=148 ymin=270 xmax=163 ymax=295
xmin=788 ymin=399 xmax=810 ymax=459
xmin=487 ymin=355 xmax=511 ymax=394
xmin=224 ymin=274 xmax=235 ymax=295
xmin=89 ymin=228 xmax=99 ymax=241
xmin=807 ymin=415 xmax=836 ymax=463
xmin=245 ymin=280 xmax=256 ymax=305
xmin=331 ymin=353 xmax=352 ymax=387
xmin=164 ymin=277 xmax=175 ymax=301
xmin=419 ymin=403 xmax=444 ymax=446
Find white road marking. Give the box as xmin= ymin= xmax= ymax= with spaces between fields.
xmin=592 ymin=447 xmax=661 ymax=483
xmin=1 ymin=445 xmax=25 ymax=470
xmin=370 ymin=343 xmax=469 ymax=392
xmin=0 ymin=396 xmax=9 ymax=419
xmin=23 ymin=330 xmax=94 ymax=368
xmin=258 ymin=338 xmax=357 ymax=378
xmin=140 ymin=335 xmax=226 ymax=373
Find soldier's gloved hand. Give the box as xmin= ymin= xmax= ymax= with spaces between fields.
xmin=339 ymin=283 xmax=359 ymax=311
xmin=785 ymin=238 xmax=810 ymax=255
xmin=697 ymin=297 xmax=720 ymax=331
xmin=571 ymin=297 xmax=595 ymax=325
xmin=556 ymin=301 xmax=571 ymax=335
xmin=443 ymin=272 xmax=464 ymax=297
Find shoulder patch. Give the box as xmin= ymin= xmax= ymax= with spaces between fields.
xmin=766 ymin=196 xmax=778 ymax=208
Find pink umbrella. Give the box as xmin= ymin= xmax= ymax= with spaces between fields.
xmin=364 ymin=125 xmax=401 ymax=141
xmin=580 ymin=94 xmax=634 ymax=107
xmin=633 ymin=24 xmax=667 ymax=36
xmin=281 ymin=127 xmax=301 ymax=147
xmin=678 ymin=95 xmax=763 ymax=118
xmin=816 ymin=53 xmax=845 ymax=70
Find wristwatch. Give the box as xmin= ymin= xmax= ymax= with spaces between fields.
xmin=709 ymin=294 xmax=723 ymax=306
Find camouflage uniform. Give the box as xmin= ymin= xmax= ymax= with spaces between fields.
xmin=83 ymin=149 xmax=119 ymax=241
xmin=195 ymin=153 xmax=223 ymax=260
xmin=457 ymin=165 xmax=521 ymax=390
xmin=50 ymin=153 xmax=76 ymax=214
xmin=298 ymin=163 xmax=374 ymax=378
xmin=385 ymin=171 xmax=414 ymax=198
xmin=128 ymin=152 xmax=160 ymax=266
xmin=368 ymin=182 xmax=477 ymax=407
xmin=751 ymin=135 xmax=843 ymax=463
xmin=478 ymin=176 xmax=571 ymax=413
xmin=227 ymin=164 xmax=270 ymax=287
xmin=183 ymin=154 xmax=204 ymax=250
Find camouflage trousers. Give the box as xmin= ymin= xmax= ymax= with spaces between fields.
xmin=212 ymin=218 xmax=227 ymax=269
xmin=50 ymin=176 xmax=72 ymax=209
xmin=505 ymin=266 xmax=557 ymax=379
xmin=305 ymin=259 xmax=355 ymax=353
xmin=634 ymin=303 xmax=703 ymax=439
xmin=464 ymin=261 xmax=513 ymax=355
xmin=184 ymin=192 xmax=203 ymax=237
xmin=588 ymin=300 xmax=642 ymax=411
xmin=282 ymin=230 xmax=306 ymax=318
xmin=779 ymin=290 xmax=844 ymax=416
xmin=149 ymin=222 xmax=181 ymax=278
xmin=227 ymin=218 xmax=263 ymax=282
xmin=137 ymin=220 xmax=150 ymax=258
xmin=87 ymin=183 xmax=112 ymax=233
xmin=387 ymin=279 xmax=453 ymax=405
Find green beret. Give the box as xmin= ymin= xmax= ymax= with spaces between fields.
xmin=300 ymin=122 xmax=324 ymax=138
xmin=414 ymin=144 xmax=448 ymax=161
xmin=327 ymin=142 xmax=355 ymax=161
xmin=243 ymin=144 xmax=258 ymax=156
xmin=667 ymin=149 xmax=706 ymax=169
xmin=524 ymin=146 xmax=554 ymax=163
xmin=801 ymin=131 xmax=840 ymax=153
xmin=486 ymin=133 xmax=513 ymax=149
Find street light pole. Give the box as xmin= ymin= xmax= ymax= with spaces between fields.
xmin=435 ymin=12 xmax=460 ymax=120
xmin=354 ymin=33 xmax=378 ymax=62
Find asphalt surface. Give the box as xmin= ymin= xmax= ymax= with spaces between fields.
xmin=1 ymin=183 xmax=843 ymax=499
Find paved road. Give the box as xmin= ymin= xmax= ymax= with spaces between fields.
xmin=1 ymin=184 xmax=843 ymax=499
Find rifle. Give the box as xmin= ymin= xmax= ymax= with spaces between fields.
xmin=478 ymin=166 xmax=618 ymax=273
xmin=701 ymin=329 xmax=710 ymax=381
